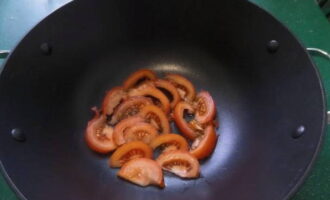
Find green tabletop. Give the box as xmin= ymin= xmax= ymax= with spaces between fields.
xmin=1 ymin=0 xmax=330 ymax=199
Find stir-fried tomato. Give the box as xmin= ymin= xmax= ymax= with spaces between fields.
xmin=118 ymin=158 xmax=164 ymax=188
xmin=109 ymin=141 xmax=153 ymax=167
xmin=139 ymin=105 xmax=170 ymax=134
xmin=85 ymin=108 xmax=117 ymax=153
xmin=123 ymin=69 xmax=157 ymax=89
xmin=190 ymin=125 xmax=217 ymax=159
xmin=113 ymin=116 xmax=145 ymax=146
xmin=124 ymin=122 xmax=159 ymax=144
xmin=101 ymin=86 xmax=127 ymax=116
xmin=154 ymin=79 xmax=180 ymax=108
xmin=194 ymin=91 xmax=216 ymax=124
xmin=156 ymin=150 xmax=200 ymax=178
xmin=110 ymin=96 xmax=152 ymax=125
xmin=165 ymin=74 xmax=196 ymax=101
xmin=150 ymin=134 xmax=189 ymax=153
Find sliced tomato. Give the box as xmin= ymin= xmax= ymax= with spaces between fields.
xmin=109 ymin=141 xmax=153 ymax=167
xmin=156 ymin=150 xmax=200 ymax=178
xmin=190 ymin=125 xmax=217 ymax=159
xmin=110 ymin=96 xmax=152 ymax=125
xmin=113 ymin=116 xmax=145 ymax=146
xmin=173 ymin=101 xmax=200 ymax=140
xmin=154 ymin=79 xmax=180 ymax=108
xmin=194 ymin=91 xmax=216 ymax=124
xmin=123 ymin=69 xmax=157 ymax=89
xmin=124 ymin=122 xmax=159 ymax=144
xmin=85 ymin=108 xmax=117 ymax=153
xmin=128 ymin=84 xmax=170 ymax=114
xmin=101 ymin=86 xmax=127 ymax=116
xmin=165 ymin=74 xmax=196 ymax=101
xmin=118 ymin=158 xmax=164 ymax=188
xmin=150 ymin=134 xmax=189 ymax=153
xmin=139 ymin=105 xmax=170 ymax=134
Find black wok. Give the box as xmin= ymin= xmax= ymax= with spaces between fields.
xmin=0 ymin=0 xmax=326 ymax=199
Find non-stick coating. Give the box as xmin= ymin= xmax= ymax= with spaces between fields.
xmin=0 ymin=0 xmax=326 ymax=200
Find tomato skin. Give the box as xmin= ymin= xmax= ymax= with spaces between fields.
xmin=109 ymin=141 xmax=153 ymax=167
xmin=101 ymin=86 xmax=127 ymax=116
xmin=85 ymin=108 xmax=117 ymax=153
xmin=156 ymin=150 xmax=200 ymax=178
xmin=110 ymin=96 xmax=152 ymax=125
xmin=123 ymin=69 xmax=157 ymax=89
xmin=150 ymin=134 xmax=189 ymax=152
xmin=128 ymin=84 xmax=170 ymax=114
xmin=154 ymin=79 xmax=180 ymax=108
xmin=165 ymin=74 xmax=196 ymax=101
xmin=190 ymin=125 xmax=217 ymax=159
xmin=124 ymin=122 xmax=159 ymax=144
xmin=113 ymin=116 xmax=145 ymax=146
xmin=139 ymin=105 xmax=170 ymax=134
xmin=195 ymin=91 xmax=216 ymax=124
xmin=118 ymin=158 xmax=164 ymax=188
xmin=173 ymin=101 xmax=199 ymax=140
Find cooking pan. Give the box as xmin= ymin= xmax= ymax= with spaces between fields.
xmin=0 ymin=0 xmax=328 ymax=199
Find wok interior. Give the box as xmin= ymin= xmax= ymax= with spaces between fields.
xmin=0 ymin=0 xmax=325 ymax=200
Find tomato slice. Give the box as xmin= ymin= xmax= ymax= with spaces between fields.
xmin=156 ymin=150 xmax=200 ymax=178
xmin=194 ymin=91 xmax=216 ymax=124
xmin=154 ymin=79 xmax=180 ymax=108
xmin=139 ymin=105 xmax=170 ymax=134
xmin=165 ymin=74 xmax=196 ymax=101
xmin=190 ymin=125 xmax=217 ymax=159
xmin=110 ymin=96 xmax=152 ymax=125
xmin=101 ymin=86 xmax=127 ymax=116
xmin=150 ymin=134 xmax=189 ymax=153
xmin=109 ymin=141 xmax=153 ymax=167
xmin=123 ymin=69 xmax=157 ymax=89
xmin=128 ymin=84 xmax=170 ymax=114
xmin=118 ymin=158 xmax=164 ymax=188
xmin=113 ymin=116 xmax=145 ymax=146
xmin=173 ymin=101 xmax=200 ymax=140
xmin=85 ymin=108 xmax=117 ymax=153
xmin=124 ymin=122 xmax=159 ymax=144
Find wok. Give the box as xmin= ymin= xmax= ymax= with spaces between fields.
xmin=0 ymin=0 xmax=327 ymax=199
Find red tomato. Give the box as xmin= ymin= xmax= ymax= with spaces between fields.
xmin=154 ymin=79 xmax=180 ymax=108
xmin=113 ymin=116 xmax=145 ymax=146
xmin=139 ymin=105 xmax=170 ymax=134
xmin=165 ymin=74 xmax=196 ymax=101
xmin=110 ymin=96 xmax=152 ymax=125
xmin=123 ymin=69 xmax=157 ymax=89
xmin=190 ymin=125 xmax=217 ymax=159
xmin=124 ymin=122 xmax=159 ymax=144
xmin=118 ymin=158 xmax=164 ymax=188
xmin=101 ymin=86 xmax=127 ymax=116
xmin=128 ymin=84 xmax=170 ymax=114
xmin=150 ymin=134 xmax=189 ymax=153
xmin=85 ymin=108 xmax=117 ymax=153
xmin=194 ymin=91 xmax=216 ymax=124
xmin=156 ymin=150 xmax=200 ymax=178
xmin=109 ymin=141 xmax=153 ymax=167
xmin=173 ymin=101 xmax=199 ymax=140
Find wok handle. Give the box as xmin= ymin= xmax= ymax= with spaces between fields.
xmin=0 ymin=50 xmax=10 ymax=59
xmin=307 ymin=47 xmax=330 ymax=124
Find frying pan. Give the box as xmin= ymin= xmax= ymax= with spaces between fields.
xmin=0 ymin=0 xmax=328 ymax=199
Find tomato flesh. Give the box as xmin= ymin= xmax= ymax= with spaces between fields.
xmin=194 ymin=91 xmax=216 ymax=124
xmin=110 ymin=141 xmax=153 ymax=167
xmin=113 ymin=116 xmax=145 ymax=145
xmin=154 ymin=79 xmax=180 ymax=108
xmin=124 ymin=122 xmax=159 ymax=144
xmin=139 ymin=105 xmax=170 ymax=134
xmin=85 ymin=108 xmax=117 ymax=153
xmin=156 ymin=150 xmax=200 ymax=178
xmin=173 ymin=101 xmax=200 ymax=140
xmin=165 ymin=74 xmax=196 ymax=101
xmin=118 ymin=158 xmax=164 ymax=187
xmin=150 ymin=134 xmax=189 ymax=153
xmin=101 ymin=86 xmax=127 ymax=116
xmin=123 ymin=69 xmax=157 ymax=89
xmin=190 ymin=125 xmax=217 ymax=159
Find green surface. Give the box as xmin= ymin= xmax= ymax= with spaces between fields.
xmin=0 ymin=0 xmax=330 ymax=199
